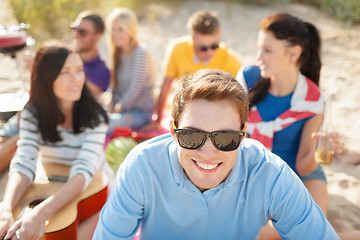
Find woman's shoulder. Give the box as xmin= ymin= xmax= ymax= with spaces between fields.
xmin=236 ymin=65 xmax=262 ymax=91
xmin=19 ymin=104 xmax=39 ymax=129
xmin=134 ymin=43 xmax=149 ymax=54
xmin=133 ymin=44 xmax=155 ymax=63
xmin=242 ymin=65 xmax=262 ymax=89
xmin=21 ymin=104 xmax=37 ymax=118
xmin=132 ymin=44 xmax=152 ymax=58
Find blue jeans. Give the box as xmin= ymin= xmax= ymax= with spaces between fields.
xmin=107 ymin=110 xmax=152 ymax=136
xmin=300 ymin=165 xmax=327 ymax=184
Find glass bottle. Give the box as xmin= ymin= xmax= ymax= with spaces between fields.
xmin=314 ymin=99 xmax=334 ymax=165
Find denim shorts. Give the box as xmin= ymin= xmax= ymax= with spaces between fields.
xmin=300 ymin=165 xmax=327 ymax=184
xmin=107 ymin=109 xmax=152 ymax=136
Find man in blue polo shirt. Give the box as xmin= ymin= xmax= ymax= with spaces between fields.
xmin=93 ymin=69 xmax=338 ymax=239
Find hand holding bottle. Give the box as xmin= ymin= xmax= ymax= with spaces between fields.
xmin=313 ymin=100 xmax=337 ymax=165
xmin=314 ymin=132 xmax=334 ymax=165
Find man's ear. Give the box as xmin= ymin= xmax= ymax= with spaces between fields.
xmin=170 ymin=120 xmax=176 ymax=138
xmin=95 ymin=32 xmax=103 ymax=42
xmin=242 ymin=123 xmax=247 ymax=132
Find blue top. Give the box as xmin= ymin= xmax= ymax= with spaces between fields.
xmin=83 ymin=54 xmax=110 ymax=91
xmin=93 ymin=134 xmax=337 ymax=240
xmin=242 ymin=65 xmax=309 ymax=173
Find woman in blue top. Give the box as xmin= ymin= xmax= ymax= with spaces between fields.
xmin=237 ymin=13 xmax=356 ymax=239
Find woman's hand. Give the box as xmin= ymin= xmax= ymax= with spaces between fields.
xmin=312 ymin=132 xmax=344 ymax=154
xmin=98 ymin=91 xmax=113 ymax=109
xmin=328 ymin=132 xmax=344 ymax=154
xmin=113 ymin=102 xmax=123 ymax=113
xmin=0 ymin=203 xmax=14 ymax=239
xmin=4 ymin=207 xmax=47 ymax=240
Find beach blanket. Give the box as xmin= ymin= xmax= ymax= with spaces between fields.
xmin=247 ymin=73 xmax=324 ymax=150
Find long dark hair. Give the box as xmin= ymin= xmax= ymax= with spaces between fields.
xmin=250 ymin=13 xmax=321 ymax=106
xmin=26 ymin=40 xmax=108 ymax=142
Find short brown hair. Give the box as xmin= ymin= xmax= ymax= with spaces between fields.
xmin=72 ymin=10 xmax=105 ymax=34
xmin=172 ymin=69 xmax=249 ymax=129
xmin=187 ymin=10 xmax=220 ymax=35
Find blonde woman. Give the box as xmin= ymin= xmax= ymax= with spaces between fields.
xmin=106 ymin=7 xmax=156 ymax=135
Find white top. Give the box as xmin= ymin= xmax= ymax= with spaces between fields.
xmin=112 ymin=44 xmax=156 ymax=113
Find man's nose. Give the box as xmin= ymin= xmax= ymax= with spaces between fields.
xmin=198 ymin=137 xmax=218 ymax=155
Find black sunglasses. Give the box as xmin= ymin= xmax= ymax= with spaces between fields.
xmin=70 ymin=26 xmax=89 ymax=37
xmin=174 ymin=128 xmax=245 ymax=151
xmin=196 ymin=43 xmax=219 ymax=52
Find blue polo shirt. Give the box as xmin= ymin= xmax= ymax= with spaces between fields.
xmin=93 ymin=134 xmax=338 ymax=239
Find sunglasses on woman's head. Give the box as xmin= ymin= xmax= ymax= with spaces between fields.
xmin=196 ymin=43 xmax=219 ymax=52
xmin=173 ymin=128 xmax=245 ymax=151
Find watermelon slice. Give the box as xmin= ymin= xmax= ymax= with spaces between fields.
xmin=105 ymin=137 xmax=138 ymax=171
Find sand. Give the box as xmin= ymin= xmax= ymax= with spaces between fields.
xmin=1 ymin=0 xmax=360 ymax=235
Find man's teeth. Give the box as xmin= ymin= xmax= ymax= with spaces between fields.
xmin=196 ymin=162 xmax=218 ymax=170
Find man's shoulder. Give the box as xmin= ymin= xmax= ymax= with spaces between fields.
xmin=139 ymin=133 xmax=173 ymax=149
xmin=240 ymin=138 xmax=288 ymax=170
xmin=84 ymin=54 xmax=109 ymax=71
xmin=119 ymin=133 xmax=175 ymax=178
xmin=126 ymin=133 xmax=174 ymax=161
xmin=217 ymin=43 xmax=239 ymax=60
xmin=239 ymin=138 xmax=300 ymax=196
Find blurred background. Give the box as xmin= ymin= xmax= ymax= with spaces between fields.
xmin=4 ymin=0 xmax=360 ymax=46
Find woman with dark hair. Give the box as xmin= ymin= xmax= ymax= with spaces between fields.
xmin=236 ymin=13 xmax=354 ymax=239
xmin=0 ymin=40 xmax=108 ymax=240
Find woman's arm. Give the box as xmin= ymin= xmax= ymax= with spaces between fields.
xmin=0 ymin=134 xmax=19 ymax=173
xmin=1 ymin=107 xmax=40 ymax=238
xmin=295 ymin=113 xmax=323 ymax=176
xmin=69 ymin=121 xmax=108 ymax=190
xmin=0 ymin=172 xmax=31 ymax=238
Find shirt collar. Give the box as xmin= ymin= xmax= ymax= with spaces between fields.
xmin=84 ymin=53 xmax=101 ymax=65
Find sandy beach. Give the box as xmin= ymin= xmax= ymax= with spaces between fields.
xmin=1 ymin=0 xmax=360 ymax=234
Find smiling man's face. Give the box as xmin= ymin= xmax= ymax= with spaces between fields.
xmin=173 ymin=99 xmax=241 ymax=192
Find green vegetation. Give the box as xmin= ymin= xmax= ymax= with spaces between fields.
xmin=318 ymin=0 xmax=360 ymax=28
xmin=7 ymin=0 xmax=360 ymax=45
xmin=9 ymin=0 xmax=102 ymax=42
xmin=233 ymin=0 xmax=360 ymax=27
xmin=7 ymin=0 xmax=156 ymax=43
